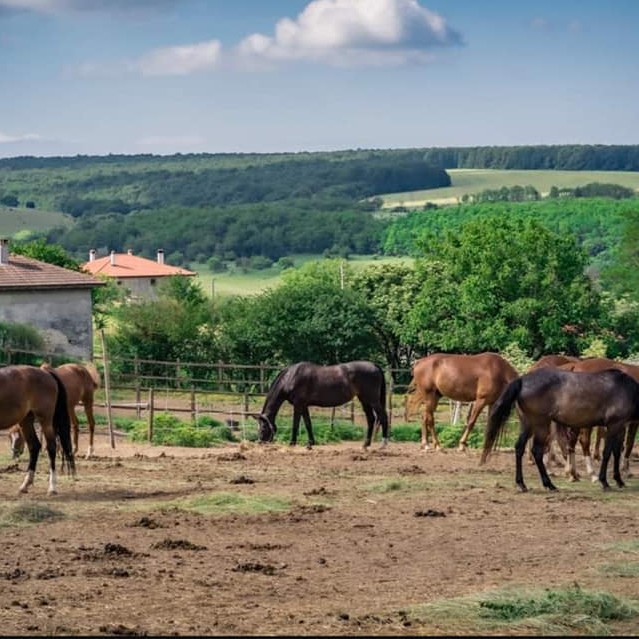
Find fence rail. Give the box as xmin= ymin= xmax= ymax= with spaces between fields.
xmin=0 ymin=346 xmax=475 ymax=444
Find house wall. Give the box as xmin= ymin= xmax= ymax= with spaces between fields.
xmin=0 ymin=289 xmax=94 ymax=359
xmin=115 ymin=276 xmax=158 ymax=300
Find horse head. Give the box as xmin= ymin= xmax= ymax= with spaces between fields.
xmin=249 ymin=413 xmax=276 ymax=443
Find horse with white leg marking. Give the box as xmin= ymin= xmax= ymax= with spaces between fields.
xmin=251 ymin=361 xmax=389 ymax=449
xmin=482 ymin=367 xmax=639 ymax=492
xmin=0 ymin=365 xmax=75 ymax=495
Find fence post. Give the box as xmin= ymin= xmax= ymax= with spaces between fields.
xmin=147 ymin=388 xmax=155 ymax=443
xmin=350 ymin=401 xmax=355 ymax=424
xmin=243 ymin=392 xmax=249 ymax=422
xmin=190 ymin=386 xmax=196 ymax=424
xmin=387 ymin=372 xmax=394 ymax=428
xmin=260 ymin=363 xmax=265 ymax=394
xmin=134 ymin=357 xmax=141 ymax=420
xmin=99 ymin=329 xmax=115 ymax=449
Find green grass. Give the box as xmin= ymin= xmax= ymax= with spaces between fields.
xmin=159 ymin=492 xmax=291 ymax=516
xmin=380 ymin=169 xmax=639 ymax=209
xmin=406 ymin=584 xmax=639 ymax=635
xmin=598 ymin=562 xmax=639 ymax=578
xmin=0 ymin=206 xmax=72 ymax=237
xmin=192 ymin=254 xmax=414 ymax=297
xmin=0 ymin=502 xmax=65 ymax=527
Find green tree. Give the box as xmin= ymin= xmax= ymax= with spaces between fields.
xmin=11 ymin=238 xmax=80 ymax=270
xmin=350 ymin=263 xmax=421 ymax=373
xmin=405 ymin=217 xmax=604 ymax=357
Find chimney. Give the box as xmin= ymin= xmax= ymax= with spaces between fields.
xmin=110 ymin=250 xmax=116 ymax=266
xmin=127 ymin=249 xmax=133 ymax=256
xmin=89 ymin=249 xmax=96 ymax=262
xmin=0 ymin=238 xmax=8 ymax=266
xmin=157 ymin=249 xmax=164 ymax=265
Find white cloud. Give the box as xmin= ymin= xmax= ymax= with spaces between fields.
xmin=236 ymin=0 xmax=463 ymax=68
xmin=133 ymin=39 xmax=222 ymax=76
xmin=0 ymin=131 xmax=41 ymax=144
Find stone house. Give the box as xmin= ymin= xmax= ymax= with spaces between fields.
xmin=81 ymin=249 xmax=196 ymax=301
xmin=0 ymin=238 xmax=104 ymax=360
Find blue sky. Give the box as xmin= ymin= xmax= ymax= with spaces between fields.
xmin=0 ymin=0 xmax=637 ymax=157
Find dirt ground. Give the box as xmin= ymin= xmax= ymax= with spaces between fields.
xmin=1 ymin=431 xmax=638 ymax=636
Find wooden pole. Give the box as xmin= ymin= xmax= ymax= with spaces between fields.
xmin=99 ymin=328 xmax=115 ymax=449
xmin=147 ymin=388 xmax=155 ymax=443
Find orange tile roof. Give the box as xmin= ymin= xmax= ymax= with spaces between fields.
xmin=82 ymin=253 xmax=196 ymax=279
xmin=0 ymin=254 xmax=105 ymax=290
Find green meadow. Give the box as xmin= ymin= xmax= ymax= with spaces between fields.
xmin=380 ymin=168 xmax=639 ymax=209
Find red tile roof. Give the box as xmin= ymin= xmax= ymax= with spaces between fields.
xmin=0 ymin=254 xmax=105 ymax=291
xmin=82 ymin=253 xmax=196 ymax=279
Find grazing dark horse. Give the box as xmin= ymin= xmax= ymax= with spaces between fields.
xmin=481 ymin=367 xmax=639 ymax=492
xmin=558 ymin=358 xmax=639 ymax=478
xmin=0 ymin=365 xmax=75 ymax=494
xmin=10 ymin=362 xmax=101 ymax=459
xmin=251 ymin=361 xmax=389 ymax=449
xmin=405 ymin=353 xmax=519 ymax=451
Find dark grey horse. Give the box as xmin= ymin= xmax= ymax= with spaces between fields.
xmin=251 ymin=361 xmax=390 ymax=449
xmin=481 ymin=367 xmax=639 ymax=492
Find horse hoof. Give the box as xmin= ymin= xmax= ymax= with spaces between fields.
xmin=47 ymin=490 xmax=58 ymax=496
xmin=616 ymin=481 xmax=626 ymax=489
xmin=590 ymin=475 xmax=599 ymax=483
xmin=516 ymin=484 xmax=528 ymax=493
xmin=545 ymin=484 xmax=558 ymax=492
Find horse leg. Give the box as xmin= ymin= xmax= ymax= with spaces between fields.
xmin=290 ymin=409 xmax=302 ymax=446
xmin=593 ymin=426 xmax=605 ymax=461
xmin=42 ymin=422 xmax=59 ymax=496
xmin=362 ymin=404 xmax=376 ymax=449
xmin=458 ymin=397 xmax=487 ymax=451
xmin=622 ymin=422 xmax=637 ymax=477
xmin=18 ymin=414 xmax=40 ymax=494
xmin=532 ymin=425 xmax=557 ymax=491
xmin=578 ymin=427 xmax=598 ymax=482
xmin=611 ymin=428 xmax=625 ymax=489
xmin=598 ymin=426 xmax=622 ymax=491
xmin=84 ymin=401 xmax=97 ymax=459
xmin=421 ymin=395 xmax=441 ymax=451
xmin=515 ymin=425 xmax=531 ymax=493
xmin=562 ymin=426 xmax=580 ymax=482
xmin=69 ymin=405 xmax=80 ymax=456
xmin=374 ymin=402 xmax=390 ymax=450
xmin=301 ymin=408 xmax=315 ymax=449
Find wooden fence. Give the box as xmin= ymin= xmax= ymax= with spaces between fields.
xmin=0 ymin=346 xmax=475 ymax=444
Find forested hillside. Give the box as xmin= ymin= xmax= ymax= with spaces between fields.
xmin=1 ymin=144 xmax=638 ymax=264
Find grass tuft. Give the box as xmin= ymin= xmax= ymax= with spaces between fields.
xmin=1 ymin=502 xmax=65 ymax=527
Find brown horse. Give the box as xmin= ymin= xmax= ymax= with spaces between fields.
xmin=482 ymin=367 xmax=638 ymax=492
xmin=405 ymin=352 xmax=519 ymax=450
xmin=559 ymin=357 xmax=639 ymax=479
xmin=0 ymin=365 xmax=75 ymax=494
xmin=10 ymin=362 xmax=101 ymax=459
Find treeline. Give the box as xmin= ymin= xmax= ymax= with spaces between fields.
xmin=52 ymin=156 xmax=450 ymax=216
xmin=381 ymin=198 xmax=639 ymax=272
xmin=466 ymin=182 xmax=636 ymax=203
xmin=49 ymin=201 xmax=387 ymax=263
xmin=422 ymin=144 xmax=639 ymax=170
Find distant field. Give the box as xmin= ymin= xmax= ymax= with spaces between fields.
xmin=0 ymin=206 xmax=72 ymax=237
xmin=380 ymin=169 xmax=639 ymax=209
xmin=192 ymin=255 xmax=414 ymax=297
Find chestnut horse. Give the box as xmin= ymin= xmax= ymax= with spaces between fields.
xmin=251 ymin=360 xmax=389 ymax=449
xmin=405 ymin=352 xmax=519 ymax=450
xmin=559 ymin=357 xmax=639 ymax=479
xmin=10 ymin=362 xmax=101 ymax=459
xmin=0 ymin=365 xmax=75 ymax=494
xmin=482 ymin=367 xmax=637 ymax=492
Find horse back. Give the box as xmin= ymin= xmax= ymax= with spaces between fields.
xmin=0 ymin=365 xmax=58 ymax=430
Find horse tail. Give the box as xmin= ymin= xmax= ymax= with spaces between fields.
xmin=48 ymin=370 xmax=76 ymax=476
xmin=377 ymin=365 xmax=387 ymax=412
xmin=84 ymin=362 xmax=101 ymax=389
xmin=481 ymin=377 xmax=523 ymax=464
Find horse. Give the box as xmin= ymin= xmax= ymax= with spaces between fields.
xmin=0 ymin=365 xmax=75 ymax=495
xmin=10 ymin=362 xmax=101 ymax=459
xmin=251 ymin=361 xmax=389 ymax=449
xmin=405 ymin=352 xmax=519 ymax=451
xmin=481 ymin=367 xmax=639 ymax=492
xmin=525 ymin=354 xmax=582 ymax=472
xmin=558 ymin=357 xmax=639 ymax=479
